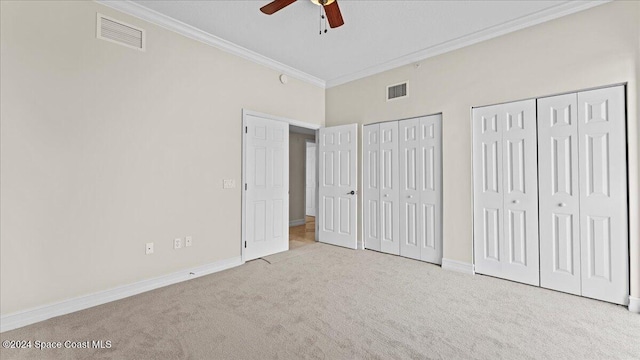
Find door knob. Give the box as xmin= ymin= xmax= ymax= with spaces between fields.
xmin=408 ymin=195 xmax=414 ymax=199
xmin=558 ymin=202 xmax=567 ymax=207
xmin=512 ymin=200 xmax=519 ymax=204
xmin=383 ymin=194 xmax=389 ymax=197
xmin=348 ymin=190 xmax=356 ymax=195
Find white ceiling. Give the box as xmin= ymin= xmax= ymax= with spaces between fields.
xmin=131 ymin=0 xmax=604 ymax=86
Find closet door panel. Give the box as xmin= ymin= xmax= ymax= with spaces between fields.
xmin=501 ymin=100 xmax=539 ymax=285
xmin=538 ymin=94 xmax=581 ymax=295
xmin=578 ymin=86 xmax=628 ymax=305
xmin=363 ymin=124 xmax=381 ymax=251
xmin=419 ymin=115 xmax=442 ymax=264
xmin=379 ymin=122 xmax=400 ymax=255
xmin=473 ymin=105 xmax=505 ymax=278
xmin=399 ymin=119 xmax=421 ymax=260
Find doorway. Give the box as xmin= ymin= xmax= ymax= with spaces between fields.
xmin=289 ymin=125 xmax=317 ymax=250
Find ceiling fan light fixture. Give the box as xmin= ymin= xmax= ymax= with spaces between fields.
xmin=310 ymin=0 xmax=335 ymax=6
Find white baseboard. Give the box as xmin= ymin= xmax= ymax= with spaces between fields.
xmin=0 ymin=256 xmax=243 ymax=333
xmin=441 ymin=258 xmax=475 ymax=275
xmin=629 ymin=296 xmax=640 ymax=314
xmin=289 ymin=219 xmax=305 ymax=227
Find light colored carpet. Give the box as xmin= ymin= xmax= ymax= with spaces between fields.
xmin=1 ymin=242 xmax=639 ymax=359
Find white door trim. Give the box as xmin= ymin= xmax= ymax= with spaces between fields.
xmin=241 ymin=109 xmax=320 ymax=262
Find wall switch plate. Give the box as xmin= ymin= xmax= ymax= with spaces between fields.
xmin=174 ymin=238 xmax=182 ymax=249
xmin=145 ymin=242 xmax=154 ymax=255
xmin=223 ymin=179 xmax=235 ymax=189
xmin=185 ymin=236 xmax=193 ymax=247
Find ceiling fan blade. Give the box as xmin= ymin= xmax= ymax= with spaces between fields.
xmin=260 ymin=0 xmax=297 ymax=15
xmin=323 ymin=0 xmax=344 ymax=28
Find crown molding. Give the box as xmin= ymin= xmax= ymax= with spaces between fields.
xmin=326 ymin=0 xmax=610 ymax=88
xmin=95 ymin=0 xmax=326 ymax=88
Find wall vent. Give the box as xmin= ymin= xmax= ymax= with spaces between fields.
xmin=387 ymin=82 xmax=408 ymax=101
xmin=97 ymin=13 xmax=145 ymax=51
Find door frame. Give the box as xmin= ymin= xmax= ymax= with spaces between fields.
xmin=241 ymin=109 xmax=320 ymax=262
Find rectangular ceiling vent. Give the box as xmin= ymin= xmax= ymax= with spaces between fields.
xmin=387 ymin=82 xmax=408 ymax=101
xmin=97 ymin=13 xmax=145 ymax=51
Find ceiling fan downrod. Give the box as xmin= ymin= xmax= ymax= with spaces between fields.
xmin=319 ymin=6 xmax=328 ymax=35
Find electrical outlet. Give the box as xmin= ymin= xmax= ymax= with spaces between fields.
xmin=174 ymin=238 xmax=182 ymax=249
xmin=145 ymin=242 xmax=154 ymax=255
xmin=185 ymin=236 xmax=193 ymax=247
xmin=223 ymin=179 xmax=235 ymax=189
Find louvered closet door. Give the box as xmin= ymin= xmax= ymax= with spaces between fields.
xmin=363 ymin=124 xmax=381 ymax=251
xmin=379 ymin=122 xmax=400 ymax=255
xmin=473 ymin=100 xmax=539 ymax=286
xmin=538 ymin=93 xmax=581 ymax=295
xmin=399 ymin=118 xmax=421 ymax=260
xmin=577 ymin=86 xmax=628 ymax=305
xmin=418 ymin=115 xmax=442 ymax=264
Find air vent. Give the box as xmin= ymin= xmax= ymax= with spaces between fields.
xmin=97 ymin=13 xmax=145 ymax=51
xmin=387 ymin=82 xmax=408 ymax=101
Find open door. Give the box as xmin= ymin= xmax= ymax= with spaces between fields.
xmin=318 ymin=124 xmax=358 ymax=249
xmin=243 ymin=114 xmax=289 ymax=261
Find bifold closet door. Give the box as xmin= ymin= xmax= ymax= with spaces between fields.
xmin=538 ymin=93 xmax=581 ymax=295
xmin=473 ymin=100 xmax=539 ymax=286
xmin=578 ymin=86 xmax=628 ymax=305
xmin=538 ymin=86 xmax=628 ymax=304
xmin=418 ymin=115 xmax=443 ymax=264
xmin=363 ymin=124 xmax=381 ymax=251
xmin=399 ymin=115 xmax=443 ymax=264
xmin=379 ymin=122 xmax=400 ymax=255
xmin=399 ymin=118 xmax=421 ymax=260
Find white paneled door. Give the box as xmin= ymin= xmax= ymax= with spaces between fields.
xmin=538 ymin=86 xmax=628 ymax=304
xmin=379 ymin=122 xmax=400 ymax=255
xmin=577 ymin=87 xmax=628 ymax=305
xmin=305 ymin=141 xmax=317 ymax=217
xmin=399 ymin=115 xmax=443 ymax=264
xmin=319 ymin=124 xmax=358 ymax=249
xmin=243 ymin=114 xmax=289 ymax=261
xmin=418 ymin=115 xmax=442 ymax=264
xmin=538 ymin=93 xmax=582 ymax=295
xmin=473 ymin=100 xmax=539 ymax=286
xmin=399 ymin=118 xmax=421 ymax=260
xmin=363 ymin=124 xmax=381 ymax=251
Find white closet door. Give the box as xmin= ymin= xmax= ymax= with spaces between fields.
xmin=474 ymin=100 xmax=539 ymax=285
xmin=363 ymin=124 xmax=381 ymax=251
xmin=538 ymin=93 xmax=581 ymax=295
xmin=501 ymin=100 xmax=539 ymax=285
xmin=578 ymin=86 xmax=628 ymax=305
xmin=419 ymin=115 xmax=442 ymax=264
xmin=399 ymin=118 xmax=421 ymax=260
xmin=473 ymin=105 xmax=504 ymax=278
xmin=379 ymin=122 xmax=400 ymax=255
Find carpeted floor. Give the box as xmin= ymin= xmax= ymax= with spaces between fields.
xmin=1 ymin=242 xmax=639 ymax=359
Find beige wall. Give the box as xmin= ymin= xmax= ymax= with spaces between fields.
xmin=326 ymin=1 xmax=640 ymax=298
xmin=0 ymin=1 xmax=324 ymax=315
xmin=289 ymin=132 xmax=316 ymax=222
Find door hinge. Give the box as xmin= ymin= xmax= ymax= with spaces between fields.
xmin=244 ymin=241 xmax=247 ymax=248
xmin=245 ymin=183 xmax=247 ymax=190
xmin=245 ymin=126 xmax=248 ymax=133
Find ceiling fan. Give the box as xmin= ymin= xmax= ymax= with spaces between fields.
xmin=260 ymin=0 xmax=344 ymax=29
